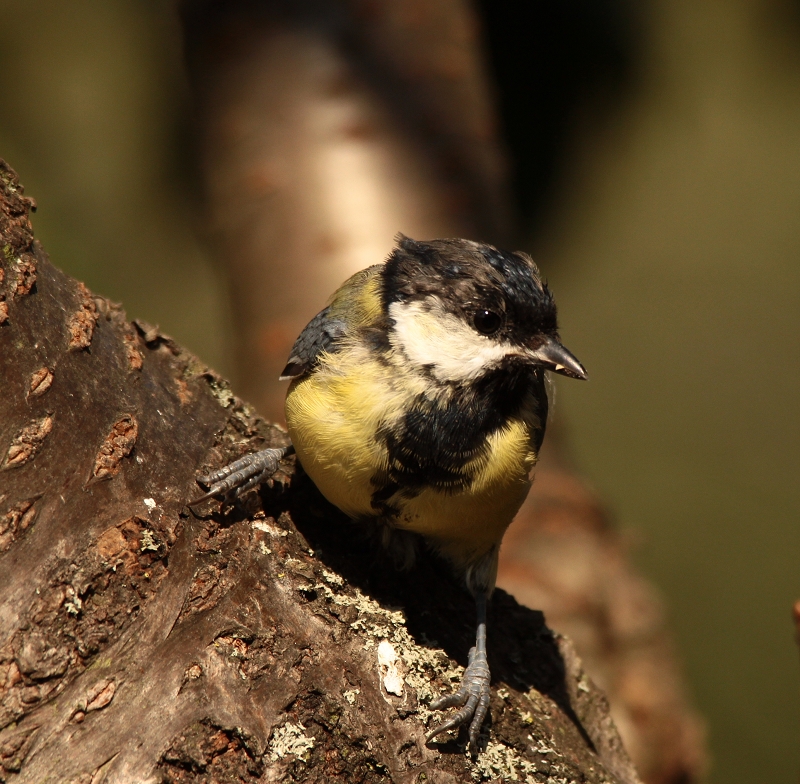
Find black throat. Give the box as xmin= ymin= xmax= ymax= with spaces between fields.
xmin=370 ymin=363 xmax=547 ymax=517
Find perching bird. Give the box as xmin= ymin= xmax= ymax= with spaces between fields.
xmin=191 ymin=235 xmax=586 ymax=751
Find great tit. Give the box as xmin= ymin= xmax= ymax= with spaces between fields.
xmin=191 ymin=235 xmax=587 ymax=751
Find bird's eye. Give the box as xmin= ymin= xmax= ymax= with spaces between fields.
xmin=472 ymin=309 xmax=503 ymax=335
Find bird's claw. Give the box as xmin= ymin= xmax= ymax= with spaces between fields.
xmin=188 ymin=445 xmax=292 ymax=506
xmin=426 ymin=644 xmax=491 ymax=752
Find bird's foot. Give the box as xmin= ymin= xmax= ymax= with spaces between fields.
xmin=426 ymin=643 xmax=491 ymax=752
xmin=188 ymin=445 xmax=293 ymax=506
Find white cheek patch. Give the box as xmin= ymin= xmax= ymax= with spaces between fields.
xmin=388 ymin=299 xmax=518 ymax=383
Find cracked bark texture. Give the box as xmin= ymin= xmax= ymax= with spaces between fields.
xmin=0 ymin=161 xmax=643 ymax=782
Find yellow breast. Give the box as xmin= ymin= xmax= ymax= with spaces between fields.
xmin=284 ymin=344 xmax=401 ymax=519
xmin=284 ymin=347 xmax=540 ymax=568
xmin=393 ymin=419 xmax=536 ymax=566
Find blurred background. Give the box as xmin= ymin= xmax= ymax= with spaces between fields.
xmin=0 ymin=1 xmax=798 ymax=781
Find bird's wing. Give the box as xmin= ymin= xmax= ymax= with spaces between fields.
xmin=279 ymin=263 xmax=384 ymax=380
xmin=279 ymin=306 xmax=348 ymax=380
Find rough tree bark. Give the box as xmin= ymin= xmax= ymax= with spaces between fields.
xmin=0 ymin=162 xmax=644 ymax=783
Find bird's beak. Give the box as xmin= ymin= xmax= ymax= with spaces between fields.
xmin=529 ymin=336 xmax=587 ymax=380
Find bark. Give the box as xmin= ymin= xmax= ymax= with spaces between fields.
xmin=0 ymin=161 xmax=642 ymax=782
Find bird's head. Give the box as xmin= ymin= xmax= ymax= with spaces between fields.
xmin=382 ymin=235 xmax=587 ymax=384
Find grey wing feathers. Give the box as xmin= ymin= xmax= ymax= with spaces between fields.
xmin=279 ymin=307 xmax=348 ymax=379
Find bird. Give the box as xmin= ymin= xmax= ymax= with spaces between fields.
xmin=190 ymin=235 xmax=587 ymax=752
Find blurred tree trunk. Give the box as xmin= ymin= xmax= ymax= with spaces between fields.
xmin=0 ymin=160 xmax=643 ymax=782
xmin=180 ymin=3 xmax=707 ymax=782
xmin=181 ymin=0 xmax=510 ymax=423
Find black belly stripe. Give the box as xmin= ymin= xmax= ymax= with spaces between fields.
xmin=369 ymin=365 xmax=546 ymax=515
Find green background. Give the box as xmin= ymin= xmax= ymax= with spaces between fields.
xmin=1 ymin=1 xmax=798 ymax=781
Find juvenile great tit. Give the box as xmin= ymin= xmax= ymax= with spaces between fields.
xmin=191 ymin=235 xmax=587 ymax=751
